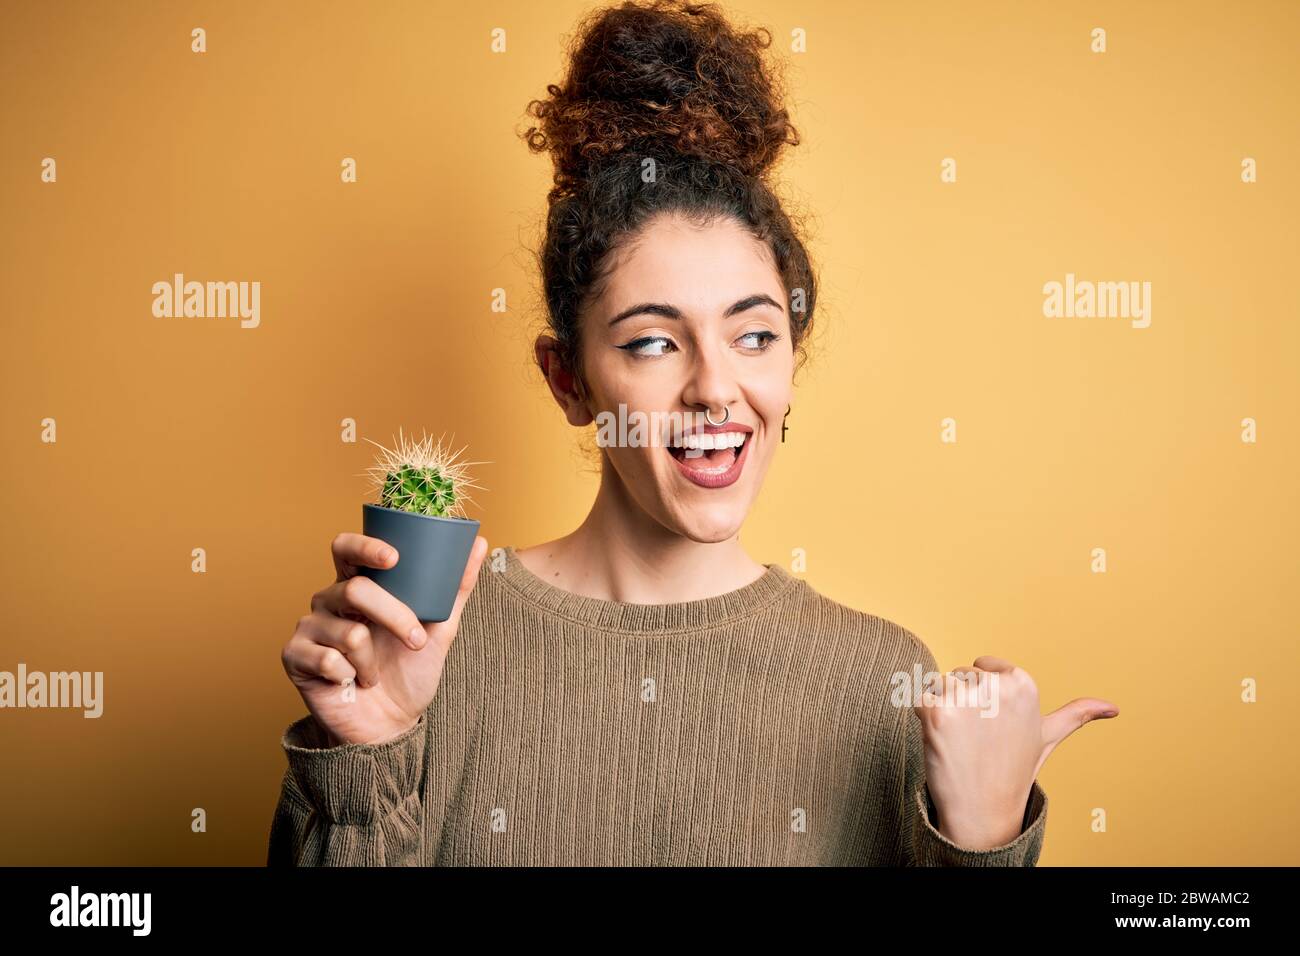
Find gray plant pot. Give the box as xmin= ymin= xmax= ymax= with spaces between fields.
xmin=357 ymin=503 xmax=480 ymax=623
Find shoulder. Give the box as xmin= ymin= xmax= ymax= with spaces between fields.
xmin=789 ymin=575 xmax=940 ymax=678
xmin=791 ymin=577 xmax=941 ymax=765
xmin=464 ymin=544 xmax=512 ymax=606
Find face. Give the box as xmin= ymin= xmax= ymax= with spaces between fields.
xmin=541 ymin=211 xmax=795 ymax=543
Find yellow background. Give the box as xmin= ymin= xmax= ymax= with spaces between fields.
xmin=1 ymin=0 xmax=1296 ymax=865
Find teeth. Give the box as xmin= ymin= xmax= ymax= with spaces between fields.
xmin=670 ymin=432 xmax=746 ymax=450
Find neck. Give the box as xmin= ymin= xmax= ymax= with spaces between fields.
xmin=517 ymin=458 xmax=767 ymax=604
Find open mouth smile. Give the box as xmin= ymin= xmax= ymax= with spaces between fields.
xmin=665 ymin=424 xmax=753 ymax=489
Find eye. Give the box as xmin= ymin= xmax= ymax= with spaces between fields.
xmin=736 ymin=330 xmax=781 ymax=352
xmin=617 ymin=336 xmax=677 ymax=357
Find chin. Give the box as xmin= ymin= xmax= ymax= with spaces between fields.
xmin=666 ymin=504 xmax=747 ymax=544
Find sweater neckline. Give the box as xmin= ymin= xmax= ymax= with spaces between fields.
xmin=496 ymin=545 xmax=798 ymax=633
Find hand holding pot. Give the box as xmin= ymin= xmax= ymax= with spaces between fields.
xmin=281 ymin=532 xmax=489 ymax=746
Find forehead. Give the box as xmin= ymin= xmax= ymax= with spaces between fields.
xmin=596 ymin=213 xmax=783 ymax=315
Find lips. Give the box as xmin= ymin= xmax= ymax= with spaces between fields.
xmin=665 ymin=423 xmax=752 ymax=489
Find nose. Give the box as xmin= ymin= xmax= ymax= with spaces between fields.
xmin=680 ymin=341 xmax=741 ymax=422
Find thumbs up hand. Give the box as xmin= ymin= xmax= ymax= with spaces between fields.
xmin=913 ymin=655 xmax=1118 ymax=850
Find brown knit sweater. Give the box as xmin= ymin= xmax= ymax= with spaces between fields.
xmin=268 ymin=546 xmax=1047 ymax=866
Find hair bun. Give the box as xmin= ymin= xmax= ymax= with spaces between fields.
xmin=523 ymin=0 xmax=799 ymax=201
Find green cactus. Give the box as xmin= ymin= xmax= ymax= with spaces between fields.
xmin=380 ymin=462 xmax=458 ymax=517
xmin=361 ymin=429 xmax=481 ymax=520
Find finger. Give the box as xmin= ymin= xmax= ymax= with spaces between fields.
xmin=917 ymin=672 xmax=965 ymax=710
xmin=943 ymin=671 xmax=980 ymax=706
xmin=426 ymin=536 xmax=490 ymax=645
xmin=282 ymin=633 xmax=358 ymax=686
xmin=950 ymin=665 xmax=998 ymax=700
xmin=331 ymin=531 xmax=398 ymax=580
xmin=950 ymin=666 xmax=985 ymax=685
xmin=972 ymin=655 xmax=1016 ymax=673
xmin=298 ymin=611 xmax=380 ymax=688
xmin=315 ymin=574 xmax=427 ymax=651
xmin=1042 ymin=697 xmax=1119 ymax=747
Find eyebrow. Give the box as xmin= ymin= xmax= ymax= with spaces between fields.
xmin=607 ymin=293 xmax=785 ymax=327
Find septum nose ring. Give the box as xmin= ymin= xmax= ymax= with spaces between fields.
xmin=704 ymin=406 xmax=730 ymax=427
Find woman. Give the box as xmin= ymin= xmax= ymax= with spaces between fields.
xmin=270 ymin=0 xmax=1117 ymax=866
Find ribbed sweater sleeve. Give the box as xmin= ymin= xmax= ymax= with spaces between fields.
xmin=266 ymin=711 xmax=428 ymax=866
xmin=900 ymin=634 xmax=1048 ymax=866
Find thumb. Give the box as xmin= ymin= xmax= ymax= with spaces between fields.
xmin=430 ymin=535 xmax=489 ymax=636
xmin=1042 ymin=697 xmax=1119 ymax=750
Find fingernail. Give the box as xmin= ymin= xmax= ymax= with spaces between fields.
xmin=1100 ymin=709 xmax=1118 ymax=718
xmin=381 ymin=548 xmax=397 ymax=565
xmin=408 ymin=627 xmax=425 ymax=649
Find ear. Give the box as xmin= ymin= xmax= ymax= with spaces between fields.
xmin=534 ymin=334 xmax=594 ymax=427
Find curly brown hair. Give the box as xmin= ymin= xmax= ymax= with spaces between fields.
xmin=520 ymin=0 xmax=817 ymax=387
